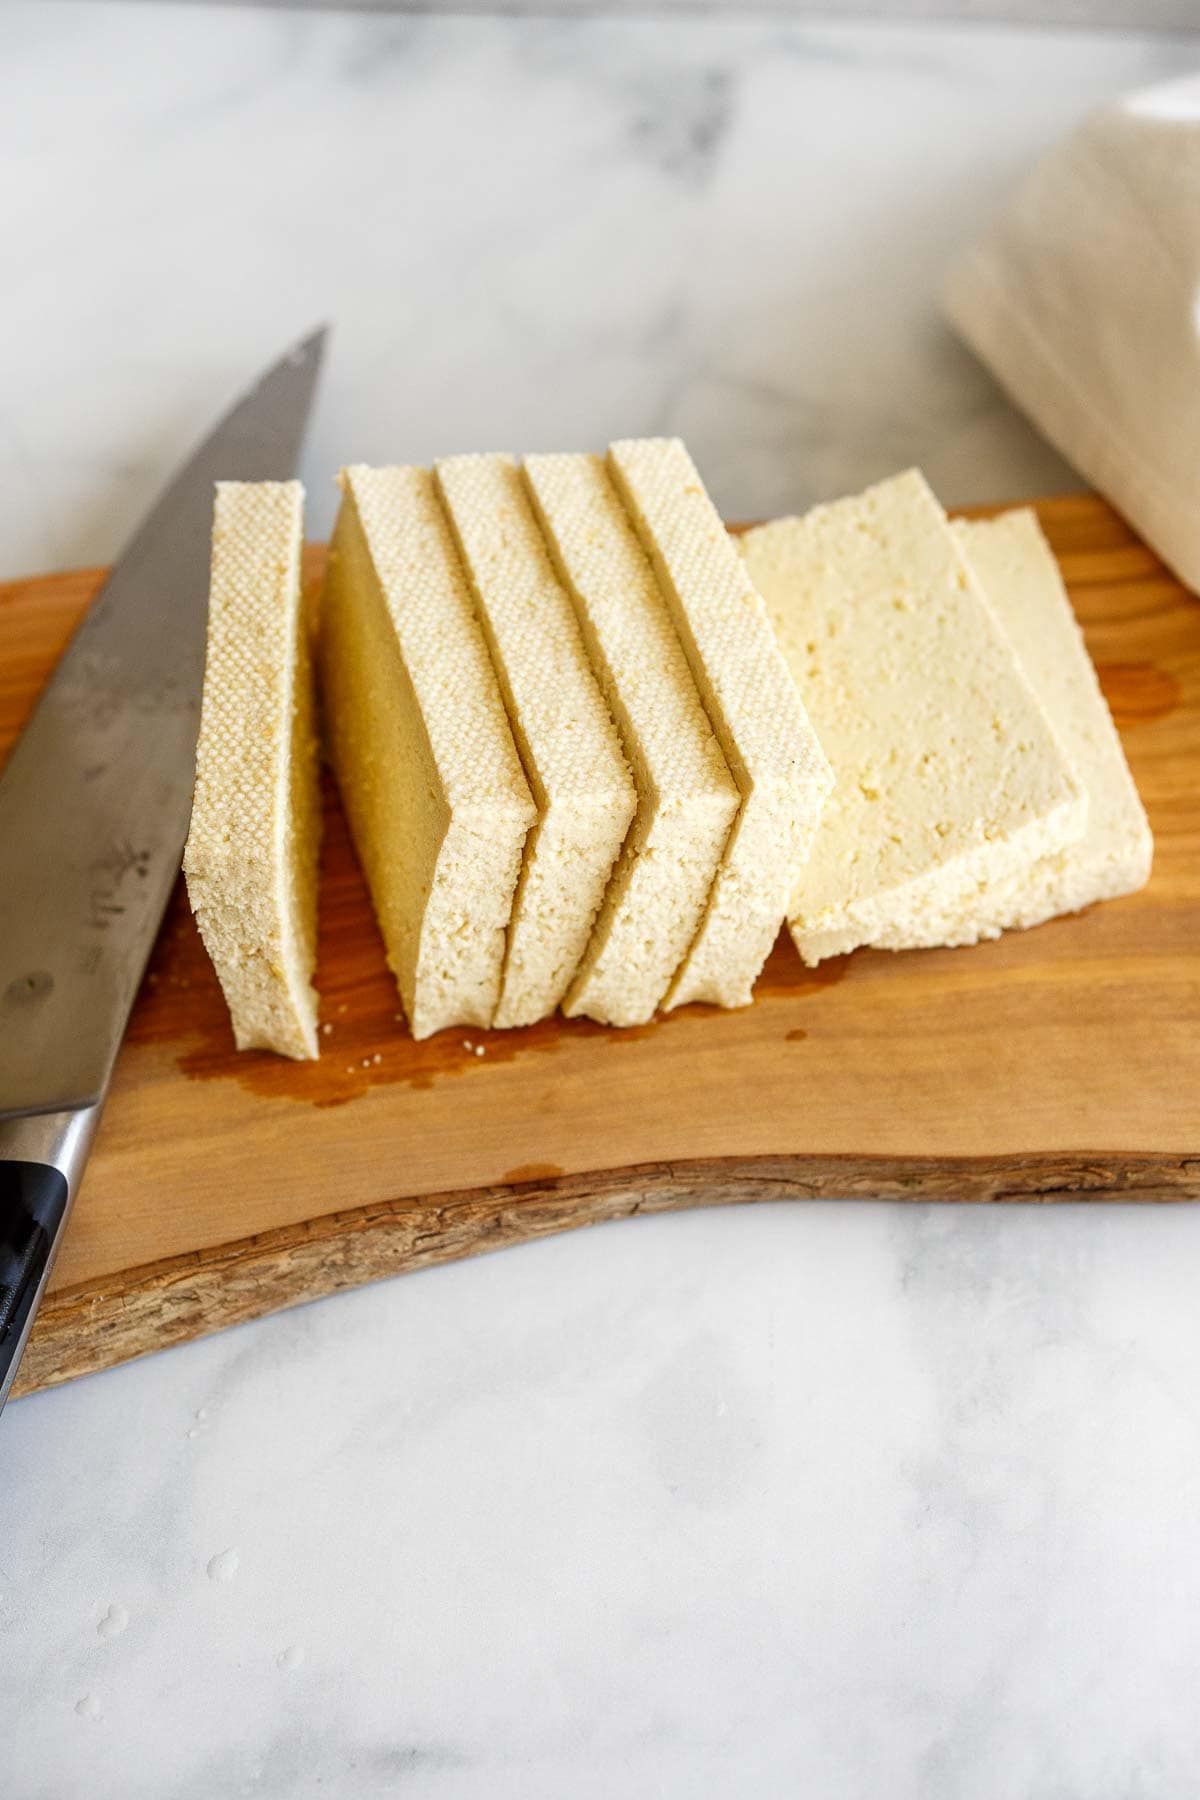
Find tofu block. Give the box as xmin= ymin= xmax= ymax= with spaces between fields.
xmin=524 ymin=452 xmax=740 ymax=1026
xmin=319 ymin=464 xmax=535 ymax=1039
xmin=607 ymin=437 xmax=832 ymax=1009
xmin=184 ymin=480 xmax=320 ymax=1060
xmin=740 ymin=471 xmax=1087 ymax=966
xmin=436 ymin=453 xmax=635 ymax=1028
xmin=890 ymin=507 xmax=1148 ymax=942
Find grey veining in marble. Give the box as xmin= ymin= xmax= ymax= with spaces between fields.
xmin=1 ymin=4 xmax=1192 ymax=579
xmin=146 ymin=1 xmax=1200 ymax=39
xmin=4 ymin=1203 xmax=1200 ymax=1798
xmin=2 ymin=7 xmax=1199 ymax=1795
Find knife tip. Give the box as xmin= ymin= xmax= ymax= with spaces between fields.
xmin=287 ymin=324 xmax=330 ymax=371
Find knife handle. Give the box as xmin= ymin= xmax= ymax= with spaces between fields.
xmin=0 ymin=1104 xmax=101 ymax=1412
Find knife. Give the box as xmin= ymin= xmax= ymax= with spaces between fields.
xmin=0 ymin=328 xmax=327 ymax=1411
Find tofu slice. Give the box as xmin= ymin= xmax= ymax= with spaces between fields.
xmin=740 ymin=470 xmax=1088 ymax=967
xmin=319 ymin=464 xmax=535 ymax=1040
xmin=607 ymin=437 xmax=832 ymax=1010
xmin=524 ymin=452 xmax=740 ymax=1026
xmin=184 ymin=480 xmax=320 ymax=1060
xmin=893 ymin=507 xmax=1148 ymax=941
xmin=435 ymin=453 xmax=635 ymax=1028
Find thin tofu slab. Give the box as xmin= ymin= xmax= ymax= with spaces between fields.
xmin=741 ymin=470 xmax=1087 ymax=967
xmin=184 ymin=480 xmax=320 ymax=1060
xmin=607 ymin=437 xmax=832 ymax=1009
xmin=436 ymin=453 xmax=635 ymax=1029
xmin=900 ymin=507 xmax=1149 ymax=941
xmin=525 ymin=452 xmax=740 ymax=1026
xmin=319 ymin=464 xmax=535 ymax=1040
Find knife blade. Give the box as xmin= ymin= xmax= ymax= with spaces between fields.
xmin=0 ymin=327 xmax=326 ymax=1120
xmin=0 ymin=327 xmax=327 ymax=1409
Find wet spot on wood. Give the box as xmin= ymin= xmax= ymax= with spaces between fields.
xmin=135 ymin=777 xmax=728 ymax=1107
xmin=1096 ymin=662 xmax=1181 ymax=727
xmin=756 ymin=932 xmax=851 ymax=1000
xmin=502 ymin=1163 xmax=566 ymax=1186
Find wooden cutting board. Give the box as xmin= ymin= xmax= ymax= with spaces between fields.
xmin=3 ymin=494 xmax=1198 ymax=1401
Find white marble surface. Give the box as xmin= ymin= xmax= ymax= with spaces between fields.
xmin=4 ymin=2 xmax=1196 ymax=581
xmin=193 ymin=0 xmax=1200 ymax=29
xmin=3 ymin=6 xmax=1200 ymax=1795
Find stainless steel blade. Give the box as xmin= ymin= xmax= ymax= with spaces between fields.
xmin=0 ymin=327 xmax=327 ymax=1118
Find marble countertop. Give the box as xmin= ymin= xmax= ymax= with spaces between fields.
xmin=2 ymin=6 xmax=1199 ymax=1795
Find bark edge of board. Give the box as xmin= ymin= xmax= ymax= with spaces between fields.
xmin=15 ymin=1148 xmax=1200 ymax=1400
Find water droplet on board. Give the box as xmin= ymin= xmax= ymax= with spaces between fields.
xmin=97 ymin=1603 xmax=129 ymax=1640
xmin=207 ymin=1548 xmax=239 ymax=1583
xmin=75 ymin=1694 xmax=102 ymax=1719
xmin=276 ymin=1643 xmax=305 ymax=1671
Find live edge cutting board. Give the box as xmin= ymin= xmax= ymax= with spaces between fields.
xmin=3 ymin=495 xmax=1198 ymax=1400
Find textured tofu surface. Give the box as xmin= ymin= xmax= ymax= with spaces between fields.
xmin=608 ymin=437 xmax=832 ymax=1009
xmin=319 ymin=465 xmax=534 ymax=1039
xmin=184 ymin=480 xmax=320 ymax=1060
xmin=524 ymin=452 xmax=739 ymax=1026
xmin=888 ymin=508 xmax=1149 ymax=943
xmin=742 ymin=471 xmax=1087 ymax=966
xmin=436 ymin=453 xmax=635 ymax=1028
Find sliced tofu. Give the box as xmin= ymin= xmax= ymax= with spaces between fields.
xmin=888 ymin=507 xmax=1148 ymax=942
xmin=319 ymin=464 xmax=535 ymax=1040
xmin=184 ymin=480 xmax=320 ymax=1060
xmin=607 ymin=436 xmax=832 ymax=1009
xmin=524 ymin=452 xmax=740 ymax=1026
xmin=436 ymin=453 xmax=635 ymax=1028
xmin=741 ymin=470 xmax=1087 ymax=967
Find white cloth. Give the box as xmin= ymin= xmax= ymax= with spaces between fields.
xmin=945 ymin=73 xmax=1200 ymax=593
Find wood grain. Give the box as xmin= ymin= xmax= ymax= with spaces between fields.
xmin=2 ymin=493 xmax=1198 ymax=1399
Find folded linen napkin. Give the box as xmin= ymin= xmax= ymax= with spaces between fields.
xmin=945 ymin=74 xmax=1200 ymax=593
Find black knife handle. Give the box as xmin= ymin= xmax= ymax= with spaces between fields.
xmin=0 ymin=1106 xmax=100 ymax=1413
